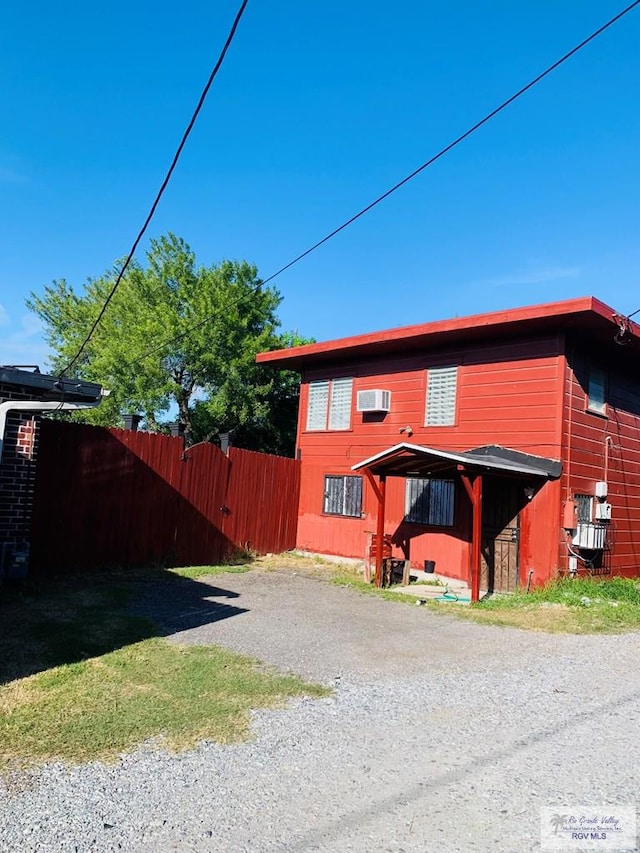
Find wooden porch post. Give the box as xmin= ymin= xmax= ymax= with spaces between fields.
xmin=460 ymin=470 xmax=483 ymax=603
xmin=471 ymin=474 xmax=483 ymax=603
xmin=374 ymin=474 xmax=386 ymax=588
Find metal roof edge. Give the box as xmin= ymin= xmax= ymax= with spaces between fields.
xmin=257 ymin=295 xmax=626 ymax=369
xmin=352 ymin=442 xmax=562 ymax=479
xmin=0 ymin=366 xmax=104 ymax=401
xmin=351 ymin=442 xmax=425 ymax=471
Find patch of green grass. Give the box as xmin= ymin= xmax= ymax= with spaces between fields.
xmin=169 ymin=564 xmax=251 ymax=580
xmin=0 ymin=639 xmax=327 ymax=767
xmin=0 ymin=565 xmax=328 ymax=769
xmin=223 ymin=545 xmax=257 ymax=566
xmin=329 ymin=568 xmax=420 ymax=604
xmin=256 ymin=552 xmax=640 ymax=634
xmin=0 ymin=581 xmax=151 ymax=683
xmin=261 ymin=557 xmax=431 ymax=606
xmin=261 ymin=553 xmax=640 ymax=635
xmin=449 ymin=577 xmax=640 ymax=634
xmin=532 ymin=576 xmax=640 ymax=605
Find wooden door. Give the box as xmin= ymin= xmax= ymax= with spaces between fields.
xmin=480 ymin=478 xmax=521 ymax=593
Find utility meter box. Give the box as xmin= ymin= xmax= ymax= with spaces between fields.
xmin=595 ymin=502 xmax=612 ymax=521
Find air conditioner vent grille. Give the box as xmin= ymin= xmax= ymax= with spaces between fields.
xmin=356 ymin=389 xmax=391 ymax=413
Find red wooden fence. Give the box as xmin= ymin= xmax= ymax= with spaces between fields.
xmin=30 ymin=420 xmax=300 ymax=573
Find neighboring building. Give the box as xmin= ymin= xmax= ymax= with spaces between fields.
xmin=257 ymin=296 xmax=640 ymax=595
xmin=0 ymin=367 xmax=103 ymax=580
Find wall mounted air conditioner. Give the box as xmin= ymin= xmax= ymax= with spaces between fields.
xmin=356 ymin=389 xmax=391 ymax=413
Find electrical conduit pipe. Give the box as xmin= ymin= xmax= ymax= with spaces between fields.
xmin=0 ymin=398 xmax=106 ymax=466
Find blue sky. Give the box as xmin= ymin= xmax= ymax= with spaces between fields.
xmin=1 ymin=1 xmax=639 ymax=368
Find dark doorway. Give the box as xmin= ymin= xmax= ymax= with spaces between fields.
xmin=480 ymin=478 xmax=523 ymax=593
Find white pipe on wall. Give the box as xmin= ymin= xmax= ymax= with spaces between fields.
xmin=0 ymin=399 xmax=104 ymax=466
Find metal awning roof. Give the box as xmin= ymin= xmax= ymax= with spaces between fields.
xmin=351 ymin=443 xmax=562 ymax=480
xmin=0 ymin=366 xmax=103 ymax=403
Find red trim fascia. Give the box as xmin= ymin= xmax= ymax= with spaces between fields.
xmin=257 ymin=296 xmax=624 ymax=369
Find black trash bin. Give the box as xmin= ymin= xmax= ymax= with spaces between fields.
xmin=424 ymin=559 xmax=436 ymax=573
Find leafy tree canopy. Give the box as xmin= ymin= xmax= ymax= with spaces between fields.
xmin=27 ymin=233 xmax=310 ymax=455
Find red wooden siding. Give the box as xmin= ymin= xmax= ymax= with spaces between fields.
xmin=30 ymin=420 xmax=300 ymax=574
xmin=296 ymin=335 xmax=565 ymax=584
xmin=561 ymin=350 xmax=640 ymax=577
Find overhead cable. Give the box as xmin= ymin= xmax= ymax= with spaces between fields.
xmin=262 ymin=0 xmax=640 ymax=286
xmin=60 ymin=0 xmax=250 ymax=377
xmin=126 ymin=0 xmax=640 ymax=368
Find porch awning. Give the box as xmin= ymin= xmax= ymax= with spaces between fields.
xmin=351 ymin=443 xmax=562 ymax=480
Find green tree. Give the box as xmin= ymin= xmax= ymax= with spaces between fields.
xmin=189 ymin=330 xmax=308 ymax=455
xmin=27 ymin=233 xmax=309 ymax=455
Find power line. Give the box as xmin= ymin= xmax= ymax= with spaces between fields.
xmin=124 ymin=0 xmax=640 ymax=369
xmin=262 ymin=0 xmax=640 ymax=286
xmin=612 ymin=305 xmax=640 ymax=345
xmin=60 ymin=0 xmax=250 ymax=377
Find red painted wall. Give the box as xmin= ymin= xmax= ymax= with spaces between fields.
xmin=561 ymin=345 xmax=640 ymax=577
xmin=296 ymin=334 xmax=565 ymax=585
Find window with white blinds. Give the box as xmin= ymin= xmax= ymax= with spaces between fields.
xmin=323 ymin=475 xmax=363 ymax=517
xmin=405 ymin=478 xmax=455 ymax=526
xmin=425 ymin=366 xmax=458 ymax=426
xmin=306 ymin=380 xmax=329 ymax=430
xmin=328 ymin=378 xmax=353 ymax=430
xmin=306 ymin=378 xmax=353 ymax=431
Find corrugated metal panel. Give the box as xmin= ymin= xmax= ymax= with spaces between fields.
xmin=223 ymin=446 xmax=300 ymax=554
xmin=30 ymin=421 xmax=300 ymax=574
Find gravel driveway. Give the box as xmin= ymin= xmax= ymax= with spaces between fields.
xmin=2 ymin=566 xmax=640 ymax=852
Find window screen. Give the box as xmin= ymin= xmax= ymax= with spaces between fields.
xmin=425 ymin=366 xmax=458 ymax=426
xmin=328 ymin=378 xmax=353 ymax=430
xmin=306 ymin=381 xmax=329 ymax=431
xmin=323 ymin=475 xmax=363 ymax=517
xmin=405 ymin=478 xmax=455 ymax=526
xmin=306 ymin=379 xmax=352 ymax=431
xmin=574 ymin=494 xmax=593 ymax=524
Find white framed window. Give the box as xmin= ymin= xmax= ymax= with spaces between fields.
xmin=587 ymin=367 xmax=606 ymax=415
xmin=425 ymin=366 xmax=457 ymax=426
xmin=306 ymin=378 xmax=353 ymax=431
xmin=306 ymin=380 xmax=329 ymax=430
xmin=328 ymin=378 xmax=353 ymax=430
xmin=323 ymin=475 xmax=363 ymax=517
xmin=405 ymin=478 xmax=455 ymax=526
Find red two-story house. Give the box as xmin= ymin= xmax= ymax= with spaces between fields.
xmin=257 ymin=297 xmax=640 ymax=597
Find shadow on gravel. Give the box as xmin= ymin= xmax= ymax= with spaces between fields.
xmin=0 ymin=567 xmax=249 ymax=685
